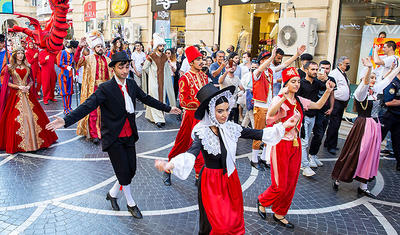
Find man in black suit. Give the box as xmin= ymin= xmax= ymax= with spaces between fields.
xmin=46 ymin=52 xmax=181 ymax=219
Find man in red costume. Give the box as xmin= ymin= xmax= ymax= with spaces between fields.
xmin=39 ymin=49 xmax=57 ymax=105
xmin=25 ymin=38 xmax=40 ymax=98
xmin=163 ymin=46 xmax=208 ymax=186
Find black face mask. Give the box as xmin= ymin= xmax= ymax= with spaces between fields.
xmin=345 ymin=65 xmax=350 ymax=71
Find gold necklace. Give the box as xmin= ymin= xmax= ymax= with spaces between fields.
xmin=359 ymin=99 xmax=369 ymax=111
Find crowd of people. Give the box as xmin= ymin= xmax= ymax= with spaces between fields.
xmin=0 ymin=29 xmax=399 ymax=233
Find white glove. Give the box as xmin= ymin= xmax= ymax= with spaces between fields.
xmin=67 ymin=66 xmax=72 ymax=71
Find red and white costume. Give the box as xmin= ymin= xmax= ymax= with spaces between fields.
xmin=168 ymin=46 xmax=208 ymax=175
xmin=258 ymin=67 xmax=311 ymax=216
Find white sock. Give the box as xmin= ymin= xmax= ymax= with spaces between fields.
xmin=360 ymin=183 xmax=368 ymax=190
xmin=109 ymin=181 xmax=121 ymax=198
xmin=251 ymin=150 xmax=260 ymax=163
xmin=122 ymin=184 xmax=136 ymax=207
xmin=260 ymin=145 xmax=271 ymax=164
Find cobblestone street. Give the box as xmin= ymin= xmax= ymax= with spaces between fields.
xmin=0 ymin=95 xmax=399 ymax=235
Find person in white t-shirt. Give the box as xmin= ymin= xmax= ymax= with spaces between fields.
xmin=131 ymin=41 xmax=146 ymax=87
xmin=219 ymin=62 xmax=244 ymax=123
xmin=373 ymin=40 xmax=397 ymax=85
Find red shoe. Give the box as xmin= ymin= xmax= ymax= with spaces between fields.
xmin=43 ymin=101 xmax=49 ymax=105
xmin=50 ymin=99 xmax=58 ymax=102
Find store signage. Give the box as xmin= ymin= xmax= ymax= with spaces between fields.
xmin=111 ymin=0 xmax=131 ymax=18
xmin=0 ymin=0 xmax=13 ymax=14
xmin=157 ymin=10 xmax=170 ymax=20
xmin=151 ymin=0 xmax=186 ymax=12
xmin=37 ymin=0 xmax=52 ymax=16
xmin=340 ymin=23 xmax=361 ymax=31
xmin=219 ymin=0 xmax=270 ymax=6
xmin=84 ymin=1 xmax=96 ymax=22
xmin=156 ymin=0 xmax=178 ymax=10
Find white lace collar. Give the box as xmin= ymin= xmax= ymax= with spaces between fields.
xmin=192 ymin=122 xmax=242 ymax=156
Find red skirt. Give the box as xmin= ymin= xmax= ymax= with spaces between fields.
xmin=199 ymin=168 xmax=245 ymax=235
xmin=0 ymin=89 xmax=58 ymax=153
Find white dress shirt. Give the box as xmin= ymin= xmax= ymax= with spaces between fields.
xmin=329 ymin=68 xmax=350 ymax=101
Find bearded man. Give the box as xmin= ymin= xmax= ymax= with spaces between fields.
xmin=73 ymin=32 xmax=113 ymax=144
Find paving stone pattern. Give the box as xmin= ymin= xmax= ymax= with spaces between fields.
xmin=0 ymin=95 xmax=399 ymax=234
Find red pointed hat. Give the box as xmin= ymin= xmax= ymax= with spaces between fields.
xmin=282 ymin=67 xmax=300 ymax=84
xmin=185 ymin=46 xmax=203 ymax=64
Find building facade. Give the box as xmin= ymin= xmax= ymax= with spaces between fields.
xmin=7 ymin=0 xmax=400 ymax=85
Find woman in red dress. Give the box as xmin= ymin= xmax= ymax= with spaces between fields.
xmin=257 ymin=67 xmax=335 ymax=228
xmin=0 ymin=47 xmax=58 ymax=154
xmin=155 ymin=84 xmax=296 ymax=234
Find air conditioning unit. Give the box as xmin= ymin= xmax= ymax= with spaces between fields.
xmin=277 ymin=17 xmax=318 ymax=56
xmin=124 ymin=23 xmax=141 ymax=43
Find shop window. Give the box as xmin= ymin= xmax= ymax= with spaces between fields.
xmin=220 ymin=2 xmax=280 ymax=57
xmin=336 ymin=0 xmax=400 ymax=84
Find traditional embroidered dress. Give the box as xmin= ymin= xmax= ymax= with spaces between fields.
xmin=168 ymin=70 xmax=208 ymax=174
xmin=258 ymin=94 xmax=311 ymax=216
xmin=57 ymin=49 xmax=74 ymax=114
xmin=75 ymin=48 xmax=112 ymax=139
xmin=169 ymin=85 xmax=285 ymax=234
xmin=0 ymin=66 xmax=57 ymax=153
xmin=331 ymin=76 xmax=390 ymax=183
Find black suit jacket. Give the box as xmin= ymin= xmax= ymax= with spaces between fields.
xmin=64 ymin=77 xmax=171 ymax=151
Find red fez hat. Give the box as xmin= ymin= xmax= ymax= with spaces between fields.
xmin=185 ymin=46 xmax=203 ymax=64
xmin=282 ymin=67 xmax=300 ymax=85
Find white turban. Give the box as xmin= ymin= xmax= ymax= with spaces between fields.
xmin=152 ymin=33 xmax=166 ymax=50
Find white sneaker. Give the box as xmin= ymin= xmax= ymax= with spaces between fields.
xmin=309 ymin=157 xmax=318 ymax=168
xmin=302 ymin=166 xmax=316 ymax=177
xmin=311 ymin=155 xmax=323 ymax=167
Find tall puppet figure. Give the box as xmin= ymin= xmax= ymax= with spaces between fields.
xmin=57 ymin=40 xmax=78 ymax=115
xmin=8 ymin=0 xmax=71 ymax=104
xmin=74 ymin=33 xmax=113 ymax=145
xmin=143 ymin=33 xmax=176 ymax=127
xmin=163 ymin=46 xmax=208 ymax=186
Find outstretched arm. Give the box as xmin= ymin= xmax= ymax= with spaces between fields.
xmin=155 ymin=135 xmax=202 ymax=180
xmin=46 ymin=86 xmax=106 ymax=131
xmin=134 ymin=80 xmax=181 ymax=114
xmin=273 ymin=45 xmax=306 ymax=72
xmin=308 ymin=80 xmax=335 ymax=110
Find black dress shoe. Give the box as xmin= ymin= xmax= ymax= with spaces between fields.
xmin=92 ymin=138 xmax=100 ymax=145
xmin=161 ymin=123 xmax=165 ymax=126
xmin=156 ymin=122 xmax=163 ymax=128
xmin=327 ymin=148 xmax=336 ymax=155
xmin=250 ymin=161 xmax=265 ymax=171
xmin=332 ymin=181 xmax=339 ymax=191
xmin=106 ymin=193 xmax=120 ymax=211
xmin=163 ymin=171 xmax=171 ymax=186
xmin=273 ymin=214 xmax=294 ymax=229
xmin=257 ymin=199 xmax=266 ymax=220
xmin=260 ymin=159 xmax=270 ymax=169
xmin=396 ymin=162 xmax=400 ymax=171
xmin=357 ymin=188 xmax=376 ymax=199
xmin=195 ymin=178 xmax=199 ymax=187
xmin=127 ymin=205 xmax=143 ymax=219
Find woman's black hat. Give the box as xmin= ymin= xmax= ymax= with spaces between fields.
xmin=108 ymin=51 xmax=132 ymax=67
xmin=194 ymin=83 xmax=235 ymax=120
xmin=112 ymin=37 xmax=122 ymax=44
